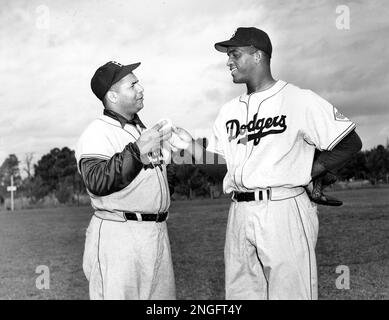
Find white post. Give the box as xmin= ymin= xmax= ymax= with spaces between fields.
xmin=6 ymin=175 xmax=17 ymax=211
xmin=11 ymin=175 xmax=14 ymax=211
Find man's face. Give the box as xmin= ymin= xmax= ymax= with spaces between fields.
xmin=226 ymin=46 xmax=257 ymax=83
xmin=113 ymin=73 xmax=144 ymax=115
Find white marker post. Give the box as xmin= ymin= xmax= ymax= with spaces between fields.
xmin=6 ymin=175 xmax=17 ymax=211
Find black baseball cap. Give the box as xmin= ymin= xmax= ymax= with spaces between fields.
xmin=90 ymin=61 xmax=141 ymax=100
xmin=214 ymin=27 xmax=272 ymax=58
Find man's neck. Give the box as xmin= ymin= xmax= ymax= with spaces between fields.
xmin=106 ymin=109 xmax=134 ymax=120
xmin=103 ymin=109 xmax=136 ymax=128
xmin=246 ymin=75 xmax=276 ymax=94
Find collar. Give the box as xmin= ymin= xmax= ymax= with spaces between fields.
xmin=103 ymin=109 xmax=146 ymax=129
xmin=239 ymin=80 xmax=287 ymax=104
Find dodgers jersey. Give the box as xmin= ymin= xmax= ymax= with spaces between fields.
xmin=207 ymin=80 xmax=356 ymax=193
xmin=75 ymin=114 xmax=170 ymax=220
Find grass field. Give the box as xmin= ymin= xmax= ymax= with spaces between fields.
xmin=0 ymin=188 xmax=388 ymax=300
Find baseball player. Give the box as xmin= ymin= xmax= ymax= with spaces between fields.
xmin=173 ymin=27 xmax=362 ymax=299
xmin=75 ymin=61 xmax=176 ymax=300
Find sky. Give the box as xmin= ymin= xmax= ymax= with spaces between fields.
xmin=1 ymin=0 xmax=388 ymax=171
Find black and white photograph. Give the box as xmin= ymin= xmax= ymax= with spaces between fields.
xmin=0 ymin=0 xmax=388 ymax=305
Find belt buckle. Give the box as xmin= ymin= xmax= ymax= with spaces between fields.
xmin=259 ymin=189 xmax=270 ymax=201
xmin=254 ymin=191 xmax=260 ymax=201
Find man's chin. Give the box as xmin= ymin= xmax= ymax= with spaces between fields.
xmin=232 ymin=76 xmax=244 ymax=83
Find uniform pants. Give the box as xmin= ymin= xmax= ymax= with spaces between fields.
xmin=83 ymin=215 xmax=176 ymax=300
xmin=225 ymin=189 xmax=319 ymax=300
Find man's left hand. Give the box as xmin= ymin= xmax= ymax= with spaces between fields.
xmin=306 ymin=172 xmax=343 ymax=206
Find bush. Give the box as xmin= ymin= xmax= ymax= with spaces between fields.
xmin=30 ymin=176 xmax=50 ymax=202
xmin=55 ymin=182 xmax=73 ymax=204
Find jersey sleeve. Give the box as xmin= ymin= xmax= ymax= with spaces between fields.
xmin=302 ymin=90 xmax=356 ymax=151
xmin=78 ymin=143 xmax=143 ymax=196
xmin=75 ymin=123 xmax=116 ymax=172
xmin=206 ymin=114 xmax=225 ymax=157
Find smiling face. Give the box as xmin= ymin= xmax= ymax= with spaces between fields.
xmin=108 ymin=72 xmax=144 ymax=118
xmin=226 ymin=46 xmax=259 ymax=84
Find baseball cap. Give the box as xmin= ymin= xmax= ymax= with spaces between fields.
xmin=214 ymin=27 xmax=272 ymax=58
xmin=90 ymin=61 xmax=141 ymax=100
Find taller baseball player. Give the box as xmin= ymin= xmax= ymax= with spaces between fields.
xmin=76 ymin=61 xmax=176 ymax=300
xmin=173 ymin=27 xmax=362 ymax=299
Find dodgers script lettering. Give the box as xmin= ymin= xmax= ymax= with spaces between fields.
xmin=226 ymin=113 xmax=287 ymax=145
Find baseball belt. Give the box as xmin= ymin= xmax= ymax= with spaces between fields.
xmin=233 ymin=187 xmax=305 ymax=202
xmin=232 ymin=190 xmax=270 ymax=202
xmin=123 ymin=211 xmax=168 ymax=222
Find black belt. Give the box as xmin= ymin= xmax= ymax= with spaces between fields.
xmin=124 ymin=211 xmax=168 ymax=222
xmin=233 ymin=190 xmax=270 ymax=202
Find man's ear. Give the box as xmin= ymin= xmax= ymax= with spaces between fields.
xmin=106 ymin=90 xmax=118 ymax=104
xmin=254 ymin=51 xmax=262 ymax=64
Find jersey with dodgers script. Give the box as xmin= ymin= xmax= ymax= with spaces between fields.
xmin=207 ymin=80 xmax=356 ymax=193
xmin=75 ymin=114 xmax=170 ymax=220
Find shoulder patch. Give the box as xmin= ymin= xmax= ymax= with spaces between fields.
xmin=333 ymin=107 xmax=349 ymax=122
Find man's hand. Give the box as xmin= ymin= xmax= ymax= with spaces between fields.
xmin=170 ymin=127 xmax=193 ymax=150
xmin=306 ymin=172 xmax=343 ymax=206
xmin=170 ymin=127 xmax=204 ymax=163
xmin=136 ymin=120 xmax=172 ymax=155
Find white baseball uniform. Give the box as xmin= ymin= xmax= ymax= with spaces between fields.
xmin=75 ymin=113 xmax=176 ymax=300
xmin=207 ymin=80 xmax=356 ymax=299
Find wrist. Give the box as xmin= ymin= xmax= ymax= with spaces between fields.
xmin=311 ymin=160 xmax=327 ymax=180
xmin=133 ymin=142 xmax=150 ymax=164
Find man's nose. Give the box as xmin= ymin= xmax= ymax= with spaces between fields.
xmin=226 ymin=57 xmax=233 ymax=67
xmin=137 ymin=83 xmax=144 ymax=94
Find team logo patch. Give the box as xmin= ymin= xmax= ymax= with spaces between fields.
xmin=333 ymin=107 xmax=349 ymax=122
xmin=226 ymin=113 xmax=287 ymax=146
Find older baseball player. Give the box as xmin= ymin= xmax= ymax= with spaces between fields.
xmin=173 ymin=27 xmax=362 ymax=299
xmin=75 ymin=61 xmax=176 ymax=300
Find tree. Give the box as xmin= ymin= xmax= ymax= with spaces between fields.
xmin=30 ymin=176 xmax=50 ymax=202
xmin=0 ymin=154 xmax=21 ymax=197
xmin=34 ymin=148 xmax=60 ymax=192
xmin=174 ymin=164 xmax=213 ymax=199
xmin=23 ymin=152 xmax=35 ymax=178
xmin=33 ymin=147 xmax=80 ymax=201
xmin=365 ymin=145 xmax=389 ymax=184
xmin=337 ymin=151 xmax=368 ymax=180
xmin=21 ymin=152 xmax=35 ymax=200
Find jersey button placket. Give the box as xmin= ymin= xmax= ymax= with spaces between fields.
xmin=233 ymin=97 xmax=249 ymax=191
xmin=239 ymin=94 xmax=253 ymax=190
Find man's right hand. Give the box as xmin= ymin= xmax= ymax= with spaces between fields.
xmin=171 ymin=126 xmax=205 ymax=163
xmin=170 ymin=127 xmax=193 ymax=150
xmin=136 ymin=120 xmax=172 ymax=155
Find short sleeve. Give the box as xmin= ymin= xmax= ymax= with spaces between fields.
xmin=206 ymin=115 xmax=225 ymax=157
xmin=302 ymin=90 xmax=356 ymax=151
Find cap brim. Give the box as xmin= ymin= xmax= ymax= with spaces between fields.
xmin=214 ymin=39 xmax=246 ymax=52
xmin=112 ymin=62 xmax=141 ymax=84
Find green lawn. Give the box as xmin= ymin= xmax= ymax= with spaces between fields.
xmin=0 ymin=188 xmax=388 ymax=300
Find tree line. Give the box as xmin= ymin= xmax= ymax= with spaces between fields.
xmin=0 ymin=140 xmax=388 ymax=206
